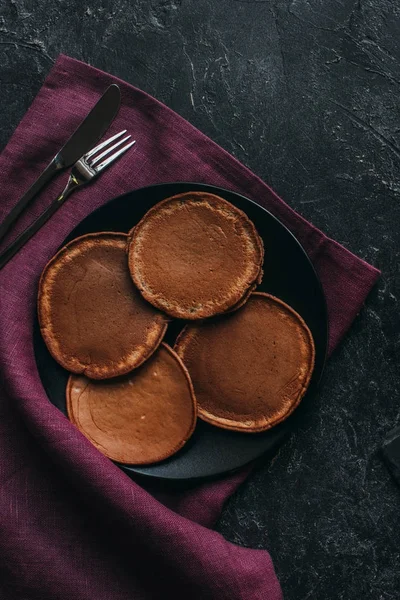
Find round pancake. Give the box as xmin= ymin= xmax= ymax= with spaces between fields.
xmin=128 ymin=192 xmax=264 ymax=319
xmin=66 ymin=343 xmax=197 ymax=464
xmin=38 ymin=232 xmax=168 ymax=379
xmin=175 ymin=292 xmax=315 ymax=433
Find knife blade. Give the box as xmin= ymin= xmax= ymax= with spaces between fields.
xmin=0 ymin=83 xmax=121 ymax=243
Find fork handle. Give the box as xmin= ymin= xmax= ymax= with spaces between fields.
xmin=0 ymin=174 xmax=81 ymax=271
xmin=0 ymin=158 xmax=61 ymax=244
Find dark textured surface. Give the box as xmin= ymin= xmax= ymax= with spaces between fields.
xmin=1 ymin=1 xmax=399 ymax=598
xmin=382 ymin=426 xmax=400 ymax=486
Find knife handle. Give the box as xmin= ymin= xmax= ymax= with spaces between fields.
xmin=0 ymin=157 xmax=61 ymax=243
xmin=0 ymin=174 xmax=80 ymax=271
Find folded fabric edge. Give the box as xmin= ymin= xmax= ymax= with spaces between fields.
xmin=314 ymin=235 xmax=380 ymax=354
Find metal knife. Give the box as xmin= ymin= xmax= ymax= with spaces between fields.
xmin=0 ymin=83 xmax=121 ymax=243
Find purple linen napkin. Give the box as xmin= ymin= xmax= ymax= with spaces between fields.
xmin=0 ymin=54 xmax=379 ymax=600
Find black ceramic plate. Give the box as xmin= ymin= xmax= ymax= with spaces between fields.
xmin=34 ymin=183 xmax=328 ymax=481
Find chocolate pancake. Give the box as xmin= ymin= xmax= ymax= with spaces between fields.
xmin=38 ymin=232 xmax=168 ymax=379
xmin=175 ymin=292 xmax=315 ymax=432
xmin=128 ymin=192 xmax=264 ymax=319
xmin=66 ymin=344 xmax=197 ymax=464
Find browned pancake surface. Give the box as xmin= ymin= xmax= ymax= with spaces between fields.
xmin=67 ymin=344 xmax=197 ymax=464
xmin=38 ymin=232 xmax=168 ymax=379
xmin=128 ymin=192 xmax=264 ymax=319
xmin=175 ymin=292 xmax=315 ymax=432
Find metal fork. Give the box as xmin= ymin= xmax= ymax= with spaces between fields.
xmin=0 ymin=131 xmax=135 ymax=270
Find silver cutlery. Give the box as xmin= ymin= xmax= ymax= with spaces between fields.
xmin=0 ymin=130 xmax=135 ymax=270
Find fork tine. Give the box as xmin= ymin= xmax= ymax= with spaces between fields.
xmin=95 ymin=140 xmax=136 ymax=172
xmin=90 ymin=135 xmax=131 ymax=166
xmin=85 ymin=130 xmax=127 ymax=159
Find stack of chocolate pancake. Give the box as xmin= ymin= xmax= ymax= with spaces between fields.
xmin=38 ymin=191 xmax=315 ymax=466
